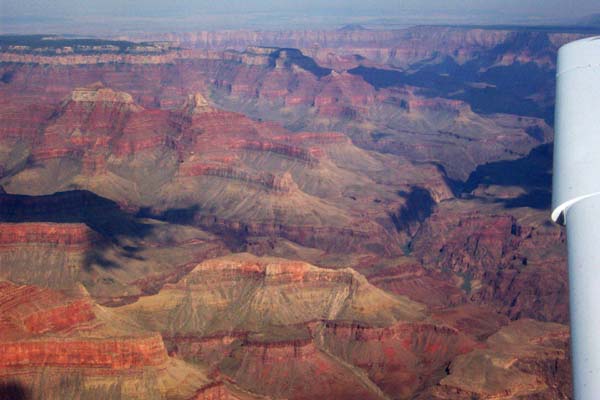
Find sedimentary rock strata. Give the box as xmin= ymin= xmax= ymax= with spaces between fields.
xmin=0 ymin=26 xmax=574 ymax=399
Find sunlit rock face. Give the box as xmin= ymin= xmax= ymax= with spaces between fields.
xmin=0 ymin=25 xmax=577 ymax=399
xmin=0 ymin=27 xmax=559 ymax=181
xmin=0 ymin=281 xmax=221 ymax=400
xmin=0 ymin=83 xmax=453 ymax=258
xmin=429 ymin=319 xmax=571 ymax=400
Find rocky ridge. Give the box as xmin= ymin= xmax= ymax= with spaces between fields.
xmin=0 ymin=26 xmax=574 ymax=399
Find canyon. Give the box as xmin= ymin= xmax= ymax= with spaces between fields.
xmin=0 ymin=25 xmax=584 ymax=399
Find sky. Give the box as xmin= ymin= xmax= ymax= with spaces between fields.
xmin=1 ymin=0 xmax=599 ymax=33
xmin=2 ymin=0 xmax=598 ymax=17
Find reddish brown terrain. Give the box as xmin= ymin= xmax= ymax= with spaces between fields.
xmin=0 ymin=280 xmax=261 ymax=399
xmin=0 ymin=26 xmax=582 ymax=398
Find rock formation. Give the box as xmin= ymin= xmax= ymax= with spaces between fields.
xmin=0 ymin=26 xmax=575 ymax=399
xmin=0 ymin=281 xmax=234 ymax=399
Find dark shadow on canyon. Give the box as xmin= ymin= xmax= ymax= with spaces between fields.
xmin=0 ymin=190 xmax=154 ymax=269
xmin=391 ymin=187 xmax=436 ymax=233
xmin=137 ymin=205 xmax=200 ymax=226
xmin=0 ymin=382 xmax=29 ymax=400
xmin=269 ymin=48 xmax=332 ymax=78
xmin=0 ymin=190 xmax=153 ymax=238
xmin=137 ymin=205 xmax=249 ymax=252
xmin=349 ymin=32 xmax=556 ymax=123
xmin=463 ymin=143 xmax=553 ymax=210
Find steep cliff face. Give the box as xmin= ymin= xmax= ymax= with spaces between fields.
xmin=367 ymin=263 xmax=467 ymax=308
xmin=0 ymin=281 xmax=233 ymax=400
xmin=0 ymin=28 xmax=560 ymax=181
xmin=116 ymin=253 xmax=426 ymax=336
xmin=114 ymin=254 xmax=424 ymax=398
xmin=0 ymin=281 xmax=95 ymax=339
xmin=0 ymin=222 xmax=97 ymax=248
xmin=0 ymin=191 xmax=230 ymax=306
xmin=316 ymin=321 xmax=478 ymax=398
xmin=430 ymin=319 xmax=571 ymax=399
xmin=115 ymin=254 xmax=519 ymax=400
xmin=0 ymin=281 xmax=167 ymax=365
xmin=223 ymin=339 xmax=385 ymax=400
xmin=0 ymin=84 xmax=451 ymax=257
xmin=0 ymin=26 xmax=573 ymax=399
xmin=122 ymin=27 xmax=579 ymax=67
xmin=412 ymin=211 xmax=519 ymax=278
xmin=410 ymin=200 xmax=568 ymax=323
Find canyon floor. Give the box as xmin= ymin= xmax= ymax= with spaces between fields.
xmin=0 ymin=25 xmax=591 ymax=399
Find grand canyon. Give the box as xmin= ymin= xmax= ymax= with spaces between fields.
xmin=0 ymin=19 xmax=597 ymax=399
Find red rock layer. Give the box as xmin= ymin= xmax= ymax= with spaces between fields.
xmin=115 ymin=27 xmax=585 ymax=70
xmin=22 ymin=301 xmax=94 ymax=335
xmin=0 ymin=335 xmax=167 ymax=369
xmin=167 ymin=332 xmax=248 ymax=367
xmin=170 ymin=260 xmax=356 ymax=288
xmin=1 ymin=84 xmax=339 ymax=176
xmin=225 ymin=339 xmax=382 ymax=400
xmin=410 ymin=203 xmax=568 ymax=323
xmin=319 ymin=321 xmax=479 ymax=398
xmin=0 ymin=281 xmax=95 ymax=338
xmin=194 ymin=214 xmax=399 ymax=255
xmin=412 ymin=213 xmax=519 ymax=279
xmin=429 ymin=319 xmax=571 ymax=399
xmin=231 ymin=140 xmax=320 ymax=164
xmin=315 ymin=71 xmax=375 ymax=116
xmin=0 ymin=281 xmax=168 ymax=370
xmin=272 ymin=131 xmax=349 ymax=145
xmin=367 ymin=261 xmax=466 ymax=308
xmin=0 ymin=98 xmax=55 ymax=144
xmin=242 ymin=337 xmax=316 ymax=359
xmin=0 ymin=223 xmax=96 ymax=249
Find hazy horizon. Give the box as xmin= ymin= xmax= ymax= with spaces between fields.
xmin=2 ymin=0 xmax=599 ymax=34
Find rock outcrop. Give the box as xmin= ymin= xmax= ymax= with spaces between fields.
xmin=0 ymin=26 xmax=575 ymax=399
xmin=317 ymin=321 xmax=479 ymax=398
xmin=116 ymin=254 xmax=509 ymax=400
xmin=410 ymin=200 xmax=568 ymax=323
xmin=430 ymin=319 xmax=571 ymax=399
xmin=0 ymin=222 xmax=97 ymax=248
xmin=0 ymin=84 xmax=450 ymax=256
xmin=0 ymin=28 xmax=560 ymax=182
xmin=0 ymin=281 xmax=232 ymax=399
